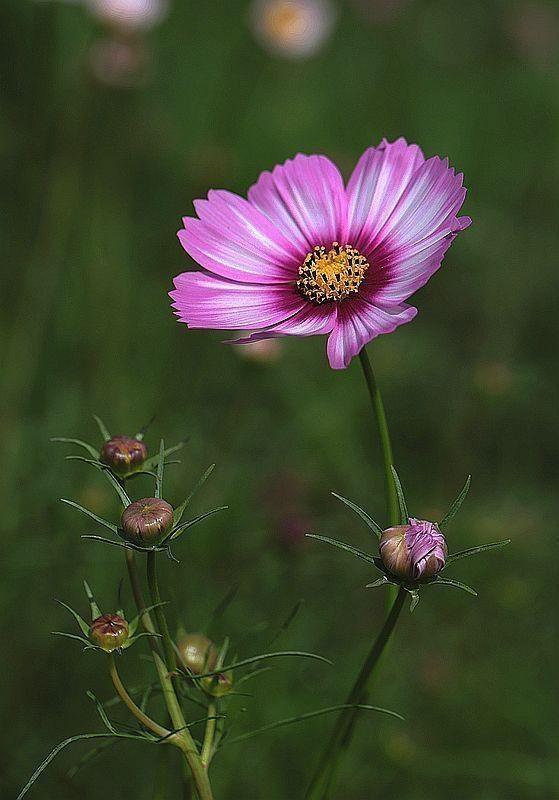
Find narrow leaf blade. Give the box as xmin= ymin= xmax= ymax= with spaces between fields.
xmin=390 ymin=466 xmax=409 ymax=524
xmin=331 ymin=492 xmax=383 ymax=538
xmin=92 ymin=414 xmax=111 ymax=442
xmin=432 ymin=577 xmax=478 ymax=596
xmin=60 ymin=499 xmax=118 ymax=534
xmin=439 ymin=475 xmax=471 ymax=530
xmin=305 ymin=534 xmax=378 ymax=566
xmin=173 ymin=464 xmax=216 ymax=527
xmin=446 ymin=539 xmax=511 ymax=565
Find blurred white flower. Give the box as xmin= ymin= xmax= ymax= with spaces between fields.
xmin=249 ymin=0 xmax=337 ymax=59
xmin=87 ymin=0 xmax=168 ymax=31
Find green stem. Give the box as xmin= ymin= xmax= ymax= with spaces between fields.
xmin=306 ymin=588 xmax=406 ymax=799
xmin=306 ymin=347 xmax=402 ymax=799
xmin=146 ymin=550 xmax=178 ymax=674
xmin=108 ymin=653 xmax=170 ymax=740
xmin=124 ymin=550 xmax=214 ymax=800
xmin=201 ymin=701 xmax=217 ymax=768
xmin=358 ymin=348 xmax=399 ymax=527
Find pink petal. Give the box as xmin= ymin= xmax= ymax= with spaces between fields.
xmin=178 ymin=189 xmax=300 ymax=285
xmin=326 ymin=298 xmax=417 ymax=369
xmin=247 ymin=154 xmax=348 ymax=252
xmin=347 ymin=139 xmax=470 ymax=304
xmin=230 ymin=303 xmax=337 ymax=343
xmin=170 ymin=271 xmax=306 ymax=329
xmin=347 ymin=138 xmax=425 ymax=252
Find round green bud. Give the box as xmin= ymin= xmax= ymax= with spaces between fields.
xmin=100 ymin=435 xmax=147 ymax=477
xmin=121 ymin=498 xmax=174 ymax=547
xmin=89 ymin=613 xmax=129 ymax=652
xmin=177 ymin=633 xmax=218 ymax=675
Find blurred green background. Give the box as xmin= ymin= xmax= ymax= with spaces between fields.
xmin=1 ymin=0 xmax=558 ymax=798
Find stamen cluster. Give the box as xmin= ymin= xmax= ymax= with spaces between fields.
xmin=297 ymin=242 xmax=369 ymax=304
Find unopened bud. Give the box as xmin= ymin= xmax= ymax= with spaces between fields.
xmin=89 ymin=613 xmax=129 ymax=652
xmin=121 ymin=498 xmax=174 ymax=546
xmin=178 ymin=633 xmax=218 ymax=675
xmin=100 ymin=435 xmax=147 ymax=476
xmin=379 ymin=518 xmax=447 ymax=581
xmin=200 ymin=671 xmax=233 ymax=698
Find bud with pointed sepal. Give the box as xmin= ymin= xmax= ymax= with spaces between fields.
xmin=121 ymin=498 xmax=174 ymax=547
xmin=379 ymin=518 xmax=448 ymax=581
xmin=89 ymin=613 xmax=130 ymax=652
xmin=100 ymin=435 xmax=148 ymax=477
xmin=200 ymin=671 xmax=233 ymax=698
xmin=178 ymin=632 xmax=218 ymax=675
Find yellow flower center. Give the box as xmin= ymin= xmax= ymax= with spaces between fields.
xmin=297 ymin=242 xmax=369 ymax=304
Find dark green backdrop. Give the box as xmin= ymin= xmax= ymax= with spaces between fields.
xmin=1 ymin=1 xmax=557 ymax=798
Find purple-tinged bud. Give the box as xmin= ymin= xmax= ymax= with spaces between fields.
xmin=200 ymin=671 xmax=233 ymax=698
xmin=379 ymin=518 xmax=448 ymax=581
xmin=178 ymin=633 xmax=218 ymax=675
xmin=100 ymin=435 xmax=148 ymax=476
xmin=89 ymin=613 xmax=129 ymax=652
xmin=121 ymin=498 xmax=174 ymax=546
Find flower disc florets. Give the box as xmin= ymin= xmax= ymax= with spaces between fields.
xmin=89 ymin=613 xmax=129 ymax=652
xmin=100 ymin=435 xmax=147 ymax=476
xmin=178 ymin=632 xmax=218 ymax=675
xmin=121 ymin=498 xmax=174 ymax=547
xmin=297 ymin=242 xmax=369 ymax=304
xmin=379 ymin=518 xmax=448 ymax=581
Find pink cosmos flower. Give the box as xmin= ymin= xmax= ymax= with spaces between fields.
xmin=171 ymin=138 xmax=470 ymax=369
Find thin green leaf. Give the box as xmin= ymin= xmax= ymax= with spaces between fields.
xmin=61 ymin=498 xmax=118 ymax=533
xmin=432 ymin=577 xmax=478 ymax=596
xmin=87 ymin=691 xmax=117 ymax=734
xmin=192 ymin=650 xmax=331 ymax=680
xmin=173 ymin=464 xmax=216 ymax=527
xmin=216 ymin=636 xmax=230 ymax=671
xmin=17 ymin=730 xmax=154 ymax=800
xmin=390 ymin=466 xmax=409 ymax=524
xmin=331 ymin=492 xmax=383 ymax=539
xmin=82 ymin=535 xmax=147 ymax=553
xmin=51 ymin=631 xmax=91 ymax=647
xmin=134 ymin=414 xmax=156 ymax=442
xmin=143 ymin=439 xmax=188 ymax=472
xmin=409 ymin=590 xmax=420 ymax=612
xmin=305 ymin=534 xmax=378 ymax=566
xmin=83 ymin=580 xmax=101 ymax=619
xmin=267 ymin=599 xmax=304 ymax=648
xmin=51 ymin=437 xmax=99 ymax=459
xmin=365 ymin=577 xmax=388 ymax=589
xmin=155 ymin=440 xmax=165 ymax=499
xmin=446 ymin=539 xmax=511 ymax=565
xmin=439 ymin=475 xmax=472 ymax=530
xmin=56 ymin=600 xmax=90 ymax=636
xmin=64 ymin=456 xmax=131 ymax=506
xmin=167 ymin=507 xmax=228 ymax=542
xmin=226 ymin=703 xmax=403 ymax=745
xmin=93 ymin=414 xmax=111 ymax=441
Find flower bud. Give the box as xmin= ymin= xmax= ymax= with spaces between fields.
xmin=177 ymin=633 xmax=218 ymax=675
xmin=200 ymin=671 xmax=233 ymax=698
xmin=100 ymin=435 xmax=148 ymax=476
xmin=89 ymin=613 xmax=129 ymax=652
xmin=121 ymin=498 xmax=174 ymax=546
xmin=379 ymin=518 xmax=447 ymax=581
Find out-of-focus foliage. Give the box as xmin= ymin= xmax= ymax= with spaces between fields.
xmin=1 ymin=1 xmax=557 ymax=797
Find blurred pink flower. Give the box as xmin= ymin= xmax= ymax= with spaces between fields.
xmin=88 ymin=0 xmax=168 ymax=31
xmin=171 ymin=138 xmax=470 ymax=369
xmin=89 ymin=37 xmax=148 ymax=86
xmin=249 ymin=0 xmax=337 ymax=59
xmin=507 ymin=1 xmax=559 ymax=71
xmin=235 ymin=335 xmax=284 ymax=363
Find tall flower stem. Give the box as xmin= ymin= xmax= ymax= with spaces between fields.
xmin=306 ymin=347 xmax=403 ymax=799
xmin=358 ymin=347 xmax=399 ymax=527
xmin=306 ymin=588 xmax=406 ymax=799
xmin=124 ymin=550 xmax=214 ymax=800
